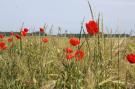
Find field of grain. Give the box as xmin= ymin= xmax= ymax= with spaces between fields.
xmin=0 ymin=34 xmax=135 ymax=89
xmin=0 ymin=0 xmax=135 ymax=88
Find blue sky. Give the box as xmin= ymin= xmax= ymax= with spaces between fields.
xmin=0 ymin=0 xmax=135 ymax=34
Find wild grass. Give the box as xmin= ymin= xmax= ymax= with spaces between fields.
xmin=0 ymin=35 xmax=135 ymax=89
xmin=0 ymin=1 xmax=135 ymax=89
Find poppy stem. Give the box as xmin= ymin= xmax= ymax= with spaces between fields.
xmin=20 ymin=23 xmax=24 ymax=57
xmin=78 ymin=17 xmax=85 ymax=50
xmin=117 ymin=35 xmax=120 ymax=88
xmin=87 ymin=0 xmax=94 ymax=20
xmin=39 ymin=31 xmax=41 ymax=52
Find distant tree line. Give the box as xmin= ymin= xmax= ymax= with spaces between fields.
xmin=0 ymin=31 xmax=131 ymax=37
xmin=58 ymin=33 xmax=131 ymax=38
xmin=0 ymin=32 xmax=47 ymax=36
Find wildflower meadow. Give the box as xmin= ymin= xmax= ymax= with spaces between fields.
xmin=0 ymin=1 xmax=135 ymax=89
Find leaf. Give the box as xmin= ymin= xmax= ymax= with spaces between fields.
xmin=99 ymin=77 xmax=116 ymax=86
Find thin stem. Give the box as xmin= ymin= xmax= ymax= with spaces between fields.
xmin=87 ymin=0 xmax=94 ymax=20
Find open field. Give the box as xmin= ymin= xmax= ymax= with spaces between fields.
xmin=0 ymin=0 xmax=135 ymax=88
xmin=0 ymin=35 xmax=135 ymax=89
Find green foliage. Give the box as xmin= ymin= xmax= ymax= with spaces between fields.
xmin=0 ymin=36 xmax=135 ymax=89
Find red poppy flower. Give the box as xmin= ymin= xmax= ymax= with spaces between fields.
xmin=21 ymin=31 xmax=27 ymax=36
xmin=0 ymin=34 xmax=4 ymax=39
xmin=40 ymin=27 xmax=44 ymax=33
xmin=126 ymin=54 xmax=135 ymax=63
xmin=2 ymin=45 xmax=7 ymax=50
xmin=66 ymin=54 xmax=74 ymax=60
xmin=0 ymin=42 xmax=7 ymax=50
xmin=75 ymin=50 xmax=85 ymax=61
xmin=86 ymin=20 xmax=99 ymax=35
xmin=15 ymin=34 xmax=21 ymax=39
xmin=10 ymin=32 xmax=14 ymax=36
xmin=7 ymin=38 xmax=13 ymax=43
xmin=42 ymin=38 xmax=48 ymax=43
xmin=23 ymin=28 xmax=29 ymax=33
xmin=69 ymin=37 xmax=80 ymax=46
xmin=65 ymin=47 xmax=73 ymax=53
